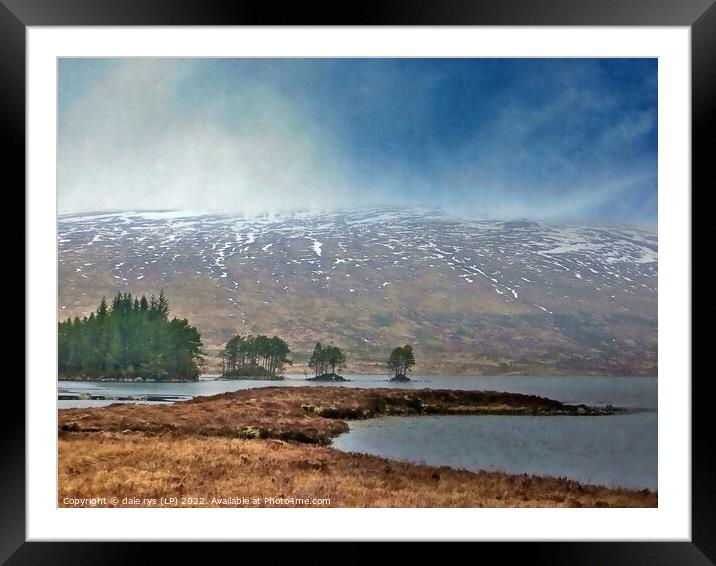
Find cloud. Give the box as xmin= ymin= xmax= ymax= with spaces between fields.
xmin=58 ymin=58 xmax=657 ymax=227
xmin=59 ymin=59 xmax=358 ymax=215
xmin=428 ymin=64 xmax=657 ymax=226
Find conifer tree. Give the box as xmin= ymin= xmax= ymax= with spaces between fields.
xmin=58 ymin=291 xmax=204 ymax=381
xmin=386 ymin=344 xmax=416 ymax=378
xmin=220 ymin=333 xmax=291 ymax=377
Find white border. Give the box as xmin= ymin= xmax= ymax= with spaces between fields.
xmin=27 ymin=27 xmax=691 ymax=541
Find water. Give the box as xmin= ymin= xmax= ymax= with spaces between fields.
xmin=324 ymin=375 xmax=657 ymax=490
xmin=58 ymin=374 xmax=657 ymax=489
xmin=58 ymin=374 xmax=656 ymax=410
xmin=332 ymin=413 xmax=657 ymax=490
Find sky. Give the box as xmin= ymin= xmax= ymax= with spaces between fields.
xmin=58 ymin=58 xmax=657 ymax=226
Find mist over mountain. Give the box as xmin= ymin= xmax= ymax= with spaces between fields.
xmin=58 ymin=207 xmax=657 ymax=376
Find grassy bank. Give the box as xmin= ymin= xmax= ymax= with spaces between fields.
xmin=58 ymin=387 xmax=655 ymax=508
xmin=59 ymin=434 xmax=656 ymax=508
xmin=58 ymin=386 xmax=617 ymax=443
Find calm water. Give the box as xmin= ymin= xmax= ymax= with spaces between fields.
xmin=333 ymin=413 xmax=657 ymax=490
xmin=58 ymin=374 xmax=657 ymax=489
xmin=58 ymin=374 xmax=656 ymax=410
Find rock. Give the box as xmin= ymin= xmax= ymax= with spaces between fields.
xmin=306 ymin=373 xmax=348 ymax=382
xmin=390 ymin=374 xmax=411 ymax=382
xmin=78 ymin=392 xmax=92 ymax=400
xmin=576 ymin=405 xmax=587 ymax=415
xmin=301 ymin=404 xmax=322 ymax=414
xmin=62 ymin=421 xmax=80 ymax=432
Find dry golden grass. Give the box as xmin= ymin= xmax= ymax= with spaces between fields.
xmin=58 ymin=433 xmax=656 ymax=508
xmin=57 ymin=387 xmax=655 ymax=508
xmin=58 ymin=386 xmax=598 ymax=444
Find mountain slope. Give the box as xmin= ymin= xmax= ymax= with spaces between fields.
xmin=58 ymin=208 xmax=657 ymax=375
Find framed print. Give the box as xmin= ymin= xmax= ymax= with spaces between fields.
xmin=9 ymin=0 xmax=707 ymax=562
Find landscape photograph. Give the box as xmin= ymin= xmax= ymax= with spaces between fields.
xmin=57 ymin=57 xmax=657 ymax=508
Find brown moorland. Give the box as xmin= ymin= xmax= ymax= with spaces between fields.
xmin=59 ymin=434 xmax=656 ymax=508
xmin=58 ymin=387 xmax=656 ymax=508
xmin=58 ymin=386 xmax=615 ymax=443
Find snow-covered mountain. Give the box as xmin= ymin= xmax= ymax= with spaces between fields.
xmin=58 ymin=207 xmax=657 ymax=375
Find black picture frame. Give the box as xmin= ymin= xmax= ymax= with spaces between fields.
xmin=8 ymin=0 xmax=706 ymax=562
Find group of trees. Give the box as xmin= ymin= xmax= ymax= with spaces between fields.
xmin=59 ymin=289 xmax=416 ymax=382
xmin=58 ymin=291 xmax=204 ymax=380
xmin=221 ymin=334 xmax=291 ymax=377
xmin=307 ymin=342 xmax=415 ymax=379
xmin=308 ymin=342 xmax=346 ymax=377
xmin=386 ymin=344 xmax=416 ymax=378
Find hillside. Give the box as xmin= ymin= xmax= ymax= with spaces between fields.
xmin=58 ymin=207 xmax=657 ymax=375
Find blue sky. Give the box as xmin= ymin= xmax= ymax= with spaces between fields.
xmin=59 ymin=58 xmax=657 ymax=226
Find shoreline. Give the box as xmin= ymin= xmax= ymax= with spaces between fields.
xmin=59 ymin=386 xmax=623 ymax=440
xmin=59 ymin=434 xmax=656 ymax=508
xmin=59 ymin=377 xmax=199 ymax=383
xmin=58 ymin=373 xmax=659 ymax=384
xmin=215 ymin=376 xmax=285 ymax=382
xmin=57 ymin=386 xmax=655 ymax=507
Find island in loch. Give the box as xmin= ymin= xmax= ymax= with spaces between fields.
xmin=57 ymin=293 xmax=655 ymax=508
